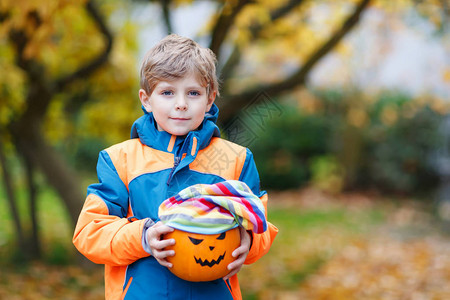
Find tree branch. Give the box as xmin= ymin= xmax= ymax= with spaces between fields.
xmin=209 ymin=0 xmax=252 ymax=60
xmin=220 ymin=45 xmax=241 ymax=84
xmin=218 ymin=0 xmax=372 ymax=123
xmin=272 ymin=0 xmax=304 ymax=19
xmin=0 ymin=9 xmax=10 ymax=23
xmin=160 ymin=0 xmax=173 ymax=34
xmin=55 ymin=0 xmax=113 ymax=91
xmin=250 ymin=0 xmax=305 ymax=35
xmin=440 ymin=0 xmax=450 ymax=32
xmin=8 ymin=10 xmax=53 ymax=125
xmin=8 ymin=1 xmax=113 ymax=123
xmin=220 ymin=0 xmax=304 ymax=82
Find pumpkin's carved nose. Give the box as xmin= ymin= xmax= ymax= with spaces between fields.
xmin=209 ymin=246 xmax=215 ymax=251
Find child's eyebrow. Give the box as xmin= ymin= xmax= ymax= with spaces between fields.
xmin=155 ymin=82 xmax=173 ymax=88
xmin=186 ymin=85 xmax=204 ymax=90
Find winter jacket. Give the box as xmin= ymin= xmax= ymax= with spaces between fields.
xmin=73 ymin=104 xmax=278 ymax=300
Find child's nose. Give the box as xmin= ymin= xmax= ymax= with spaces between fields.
xmin=175 ymin=95 xmax=188 ymax=111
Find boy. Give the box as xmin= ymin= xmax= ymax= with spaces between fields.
xmin=73 ymin=34 xmax=278 ymax=300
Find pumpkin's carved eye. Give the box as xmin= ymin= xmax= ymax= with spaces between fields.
xmin=188 ymin=236 xmax=203 ymax=245
xmin=216 ymin=232 xmax=226 ymax=240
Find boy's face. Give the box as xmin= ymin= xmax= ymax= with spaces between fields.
xmin=139 ymin=73 xmax=215 ymax=136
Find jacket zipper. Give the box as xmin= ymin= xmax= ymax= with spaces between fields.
xmin=167 ymin=156 xmax=181 ymax=185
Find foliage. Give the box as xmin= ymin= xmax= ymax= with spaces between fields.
xmin=0 ymin=0 xmax=141 ymax=162
xmin=0 ymin=0 xmax=141 ymax=260
xmin=248 ymin=106 xmax=332 ymax=189
xmin=364 ymin=99 xmax=444 ymax=193
xmin=250 ymin=90 xmax=447 ymax=194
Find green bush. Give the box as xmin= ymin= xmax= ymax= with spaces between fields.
xmin=57 ymin=137 xmax=107 ymax=174
xmin=364 ymin=103 xmax=442 ymax=194
xmin=248 ymin=107 xmax=332 ymax=189
xmin=247 ymin=90 xmax=445 ymax=194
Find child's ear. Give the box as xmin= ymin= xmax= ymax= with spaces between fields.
xmin=139 ymin=89 xmax=152 ymax=112
xmin=205 ymin=91 xmax=216 ymax=112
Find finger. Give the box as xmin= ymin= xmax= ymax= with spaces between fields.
xmin=147 ymin=225 xmax=174 ymax=243
xmin=153 ymin=223 xmax=174 ymax=235
xmin=150 ymin=238 xmax=175 ymax=251
xmin=156 ymin=258 xmax=173 ymax=268
xmin=154 ymin=249 xmax=175 ymax=268
xmin=159 ymin=238 xmax=176 ymax=248
xmin=240 ymin=230 xmax=251 ymax=245
xmin=232 ymin=245 xmax=248 ymax=258
xmin=227 ymin=255 xmax=245 ymax=271
xmin=239 ymin=226 xmax=250 ymax=240
xmin=223 ymin=267 xmax=240 ymax=280
xmin=153 ymin=249 xmax=175 ymax=260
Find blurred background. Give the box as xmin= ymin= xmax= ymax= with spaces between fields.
xmin=0 ymin=0 xmax=449 ymax=299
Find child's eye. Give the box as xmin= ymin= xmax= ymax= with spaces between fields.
xmin=188 ymin=91 xmax=201 ymax=96
xmin=161 ymin=90 xmax=173 ymax=96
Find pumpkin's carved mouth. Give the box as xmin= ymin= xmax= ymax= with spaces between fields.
xmin=194 ymin=252 xmax=226 ymax=267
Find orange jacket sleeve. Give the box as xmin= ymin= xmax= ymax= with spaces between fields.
xmin=72 ymin=194 xmax=150 ymax=266
xmin=245 ymin=193 xmax=278 ymax=264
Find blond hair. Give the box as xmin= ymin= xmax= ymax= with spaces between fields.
xmin=140 ymin=34 xmax=219 ymax=99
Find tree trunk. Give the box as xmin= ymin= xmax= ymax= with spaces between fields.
xmin=5 ymin=0 xmax=112 ymax=237
xmin=23 ymin=154 xmax=42 ymax=259
xmin=12 ymin=124 xmax=84 ymax=227
xmin=0 ymin=142 xmax=27 ymax=251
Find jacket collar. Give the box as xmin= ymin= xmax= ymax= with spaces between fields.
xmin=130 ymin=104 xmax=221 ymax=158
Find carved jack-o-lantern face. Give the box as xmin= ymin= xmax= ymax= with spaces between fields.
xmin=164 ymin=227 xmax=240 ymax=282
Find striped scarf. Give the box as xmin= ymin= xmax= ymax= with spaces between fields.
xmin=158 ymin=180 xmax=267 ymax=234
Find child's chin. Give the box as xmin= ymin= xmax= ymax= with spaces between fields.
xmin=166 ymin=129 xmax=191 ymax=136
xmin=167 ymin=124 xmax=202 ymax=136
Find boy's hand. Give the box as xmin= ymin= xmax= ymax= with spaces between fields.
xmin=223 ymin=226 xmax=252 ymax=280
xmin=146 ymin=221 xmax=176 ymax=268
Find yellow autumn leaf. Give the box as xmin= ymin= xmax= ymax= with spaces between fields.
xmin=381 ymin=105 xmax=398 ymax=126
xmin=443 ymin=69 xmax=450 ymax=82
xmin=347 ymin=107 xmax=368 ymax=128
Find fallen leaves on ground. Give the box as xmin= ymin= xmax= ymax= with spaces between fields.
xmin=244 ymin=188 xmax=450 ymax=300
xmin=293 ymin=237 xmax=450 ymax=300
xmin=0 ymin=263 xmax=104 ymax=300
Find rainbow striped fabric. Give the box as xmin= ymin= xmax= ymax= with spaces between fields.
xmin=158 ymin=180 xmax=267 ymax=234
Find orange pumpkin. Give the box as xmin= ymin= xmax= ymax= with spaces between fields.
xmin=164 ymin=227 xmax=241 ymax=282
